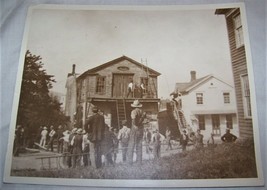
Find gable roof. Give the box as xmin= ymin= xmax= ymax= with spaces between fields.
xmin=174 ymin=75 xmax=233 ymax=94
xmin=77 ymin=55 xmax=161 ymax=79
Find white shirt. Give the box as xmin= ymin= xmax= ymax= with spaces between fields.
xmin=128 ymin=82 xmax=133 ymax=90
xmin=49 ymin=129 xmax=56 ymax=138
xmin=118 ymin=126 xmax=130 ymax=140
xmin=41 ymin=129 xmax=48 ymax=138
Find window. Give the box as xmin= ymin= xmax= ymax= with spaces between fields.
xmin=96 ymin=76 xmax=105 ymax=94
xmin=226 ymin=114 xmax=233 ymax=129
xmin=233 ymin=14 xmax=244 ymax=48
xmin=223 ymin=92 xmax=230 ymax=104
xmin=241 ymin=74 xmax=252 ymax=117
xmin=196 ymin=93 xmax=203 ymax=104
xmin=198 ymin=115 xmax=205 ymax=130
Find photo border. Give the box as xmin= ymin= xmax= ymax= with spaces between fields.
xmin=3 ymin=3 xmax=264 ymax=188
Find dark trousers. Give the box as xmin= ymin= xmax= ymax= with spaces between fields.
xmin=83 ymin=145 xmax=90 ymax=166
xmin=127 ymin=88 xmax=133 ymax=98
xmin=57 ymin=139 xmax=63 ymax=153
xmin=89 ymin=141 xmax=102 ymax=168
xmin=121 ymin=142 xmax=128 ymax=162
xmin=48 ymin=138 xmax=55 ymax=151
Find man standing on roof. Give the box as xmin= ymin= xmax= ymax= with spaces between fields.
xmin=127 ymin=80 xmax=134 ymax=98
xmin=127 ymin=100 xmax=146 ymax=165
xmin=84 ymin=106 xmax=105 ymax=168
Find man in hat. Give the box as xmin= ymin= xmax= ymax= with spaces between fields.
xmin=118 ymin=120 xmax=130 ymax=162
xmin=127 ymin=100 xmax=146 ymax=165
xmin=221 ymin=128 xmax=237 ymax=143
xmin=180 ymin=130 xmax=189 ymax=152
xmin=84 ymin=106 xmax=105 ymax=168
xmin=151 ymin=129 xmax=161 ymax=160
xmin=194 ymin=129 xmax=204 ymax=150
xmin=40 ymin=126 xmax=48 ymax=147
xmin=126 ymin=80 xmax=134 ymax=98
xmin=71 ymin=128 xmax=84 ymax=168
xmin=67 ymin=128 xmax=77 ymax=168
xmin=57 ymin=125 xmax=64 ymax=153
xmin=48 ymin=125 xmax=56 ymax=152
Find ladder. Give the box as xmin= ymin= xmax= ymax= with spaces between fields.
xmin=116 ymin=99 xmax=127 ymax=126
xmin=173 ymin=103 xmax=193 ymax=134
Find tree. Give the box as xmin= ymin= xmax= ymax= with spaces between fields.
xmin=16 ymin=50 xmax=67 ymax=135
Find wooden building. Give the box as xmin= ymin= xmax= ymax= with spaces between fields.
xmin=215 ymin=8 xmax=253 ymax=138
xmin=65 ymin=55 xmax=161 ymax=129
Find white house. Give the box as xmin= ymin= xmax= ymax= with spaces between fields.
xmin=174 ymin=71 xmax=238 ymax=141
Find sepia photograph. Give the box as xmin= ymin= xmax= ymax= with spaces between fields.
xmin=3 ymin=3 xmax=264 ymax=188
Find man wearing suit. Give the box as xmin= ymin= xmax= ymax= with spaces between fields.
xmin=84 ymin=106 xmax=105 ymax=168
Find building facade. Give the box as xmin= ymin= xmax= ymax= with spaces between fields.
xmin=65 ymin=55 xmax=161 ymax=129
xmin=215 ymin=8 xmax=253 ymax=138
xmin=174 ymin=71 xmax=238 ymax=141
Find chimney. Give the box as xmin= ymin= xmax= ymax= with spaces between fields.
xmin=190 ymin=71 xmax=196 ymax=82
xmin=72 ymin=64 xmax=76 ymax=75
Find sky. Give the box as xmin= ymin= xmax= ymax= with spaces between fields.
xmin=26 ymin=6 xmax=233 ymax=98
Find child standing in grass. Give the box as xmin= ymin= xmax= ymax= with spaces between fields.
xmin=118 ymin=120 xmax=130 ymax=162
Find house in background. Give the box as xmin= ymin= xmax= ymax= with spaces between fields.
xmin=174 ymin=71 xmax=238 ymax=141
xmin=215 ymin=8 xmax=253 ymax=138
xmin=65 ymin=55 xmax=161 ymax=129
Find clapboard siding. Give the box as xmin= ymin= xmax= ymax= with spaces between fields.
xmin=224 ymin=9 xmax=253 ymax=138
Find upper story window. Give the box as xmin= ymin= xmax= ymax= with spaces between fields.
xmin=233 ymin=13 xmax=244 ymax=48
xmin=241 ymin=74 xmax=252 ymax=118
xmin=196 ymin=93 xmax=203 ymax=105
xmin=96 ymin=76 xmax=106 ymax=94
xmin=223 ymin=92 xmax=230 ymax=104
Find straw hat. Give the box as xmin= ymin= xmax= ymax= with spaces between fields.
xmin=63 ymin=130 xmax=70 ymax=136
xmin=43 ymin=127 xmax=47 ymax=130
xmin=131 ymin=100 xmax=142 ymax=108
xmin=72 ymin=128 xmax=77 ymax=133
xmin=77 ymin=128 xmax=83 ymax=134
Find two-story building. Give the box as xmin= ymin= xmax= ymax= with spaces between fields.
xmin=215 ymin=8 xmax=253 ymax=138
xmin=174 ymin=71 xmax=238 ymax=141
xmin=65 ymin=55 xmax=161 ymax=129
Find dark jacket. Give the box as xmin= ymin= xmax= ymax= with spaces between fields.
xmin=221 ymin=132 xmax=237 ymax=143
xmin=84 ymin=113 xmax=105 ymax=142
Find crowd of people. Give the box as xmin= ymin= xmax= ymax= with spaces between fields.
xmin=13 ymin=98 xmax=238 ymax=169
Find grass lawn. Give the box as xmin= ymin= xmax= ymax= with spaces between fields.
xmin=11 ymin=139 xmax=257 ymax=179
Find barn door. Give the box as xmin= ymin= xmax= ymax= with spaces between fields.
xmin=112 ymin=74 xmax=133 ymax=98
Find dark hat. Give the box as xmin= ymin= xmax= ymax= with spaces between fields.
xmin=92 ymin=106 xmax=99 ymax=113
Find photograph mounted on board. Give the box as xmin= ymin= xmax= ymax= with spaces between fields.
xmin=4 ymin=3 xmax=264 ymax=188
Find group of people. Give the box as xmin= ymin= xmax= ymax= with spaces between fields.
xmin=127 ymin=80 xmax=146 ymax=98
xmin=81 ymin=99 xmax=150 ymax=168
xmin=38 ymin=125 xmax=65 ymax=153
xmin=179 ymin=128 xmax=238 ymax=152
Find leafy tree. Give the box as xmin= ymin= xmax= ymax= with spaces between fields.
xmin=16 ymin=50 xmax=67 ymax=135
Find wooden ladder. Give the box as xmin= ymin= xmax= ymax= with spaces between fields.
xmin=116 ymin=99 xmax=126 ymax=126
